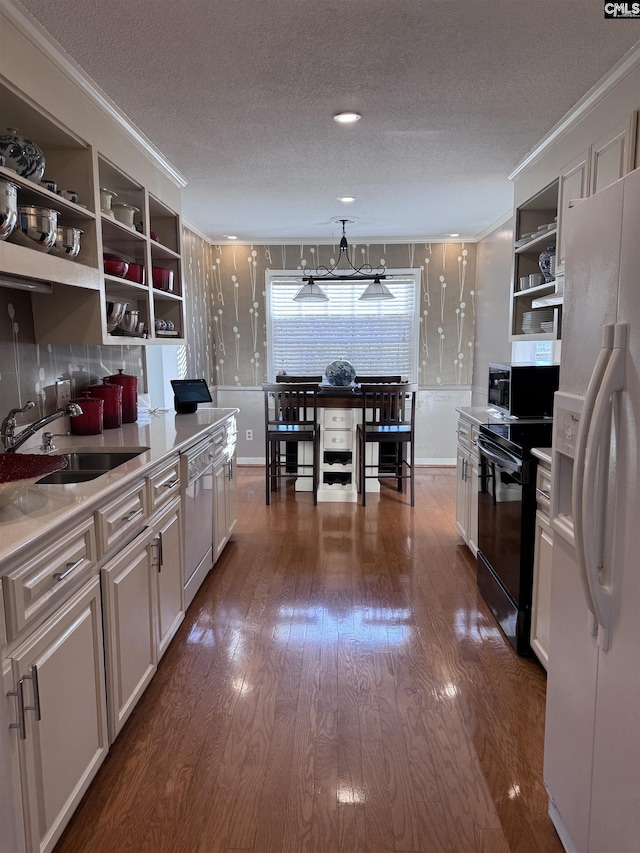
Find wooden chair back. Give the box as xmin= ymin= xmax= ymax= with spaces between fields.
xmin=361 ymin=383 xmax=415 ymax=428
xmin=275 ymin=374 xmax=323 ymax=383
xmin=355 ymin=375 xmax=402 ymax=384
xmin=264 ymin=383 xmax=319 ymax=427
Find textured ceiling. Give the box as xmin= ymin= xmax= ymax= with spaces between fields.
xmin=15 ymin=0 xmax=640 ymax=243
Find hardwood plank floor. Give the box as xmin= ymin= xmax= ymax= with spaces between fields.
xmin=54 ymin=467 xmax=563 ymax=853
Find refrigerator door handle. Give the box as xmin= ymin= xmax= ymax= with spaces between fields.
xmin=572 ymin=323 xmax=615 ymax=634
xmin=582 ymin=323 xmax=627 ymax=652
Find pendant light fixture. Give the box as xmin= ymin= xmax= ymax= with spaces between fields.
xmin=293 ymin=218 xmax=395 ymax=302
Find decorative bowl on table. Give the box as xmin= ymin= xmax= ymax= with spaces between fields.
xmin=0 ymin=453 xmax=68 ymax=508
xmin=325 ymin=359 xmax=356 ymax=386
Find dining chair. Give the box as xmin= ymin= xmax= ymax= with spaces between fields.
xmin=355 ymin=375 xmax=402 ymax=384
xmin=357 ymin=383 xmax=416 ymax=506
xmin=275 ymin=374 xmax=323 ymax=383
xmin=263 ymin=382 xmax=320 ymax=504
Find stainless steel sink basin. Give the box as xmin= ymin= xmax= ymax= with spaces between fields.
xmin=36 ymin=470 xmax=107 ymax=484
xmin=36 ymin=448 xmax=148 ymax=485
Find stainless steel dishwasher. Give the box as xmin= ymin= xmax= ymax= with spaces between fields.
xmin=180 ymin=437 xmax=214 ymax=608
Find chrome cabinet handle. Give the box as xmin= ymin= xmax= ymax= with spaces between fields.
xmin=54 ymin=558 xmax=83 ymax=581
xmin=24 ymin=665 xmax=41 ymax=722
xmin=122 ymin=507 xmax=144 ymax=523
xmin=536 ymin=487 xmax=551 ymax=500
xmin=157 ymin=531 xmax=163 ymax=572
xmin=8 ymin=678 xmax=26 ymax=740
xmin=162 ymin=479 xmax=179 ymax=489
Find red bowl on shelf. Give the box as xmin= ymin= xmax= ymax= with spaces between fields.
xmin=124 ymin=263 xmax=145 ymax=284
xmin=103 ymin=253 xmax=128 ymax=278
xmin=152 ymin=267 xmax=174 ymax=291
xmin=150 ymin=230 xmax=160 ymax=242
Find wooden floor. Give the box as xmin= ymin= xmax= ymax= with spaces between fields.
xmin=54 ymin=467 xmax=563 ymax=853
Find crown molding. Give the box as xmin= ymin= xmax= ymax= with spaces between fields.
xmin=509 ymin=41 xmax=640 ymax=181
xmin=1 ymin=0 xmax=187 ymax=188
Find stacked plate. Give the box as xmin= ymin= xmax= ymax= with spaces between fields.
xmin=522 ymin=309 xmax=554 ymax=334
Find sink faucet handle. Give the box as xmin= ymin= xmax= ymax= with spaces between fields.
xmin=6 ymin=400 xmax=36 ymax=421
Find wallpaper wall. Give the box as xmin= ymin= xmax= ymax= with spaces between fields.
xmin=0 ymin=289 xmax=144 ymax=421
xmin=181 ymin=229 xmax=477 ymax=388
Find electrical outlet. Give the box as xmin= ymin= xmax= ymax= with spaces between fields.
xmin=246 ymin=429 xmax=253 ymax=441
xmin=55 ymin=380 xmax=71 ymax=407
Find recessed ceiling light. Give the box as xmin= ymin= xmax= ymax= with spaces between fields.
xmin=225 ymin=235 xmax=238 ymax=240
xmin=447 ymin=233 xmax=460 ymax=237
xmin=337 ymin=196 xmax=356 ymax=203
xmin=334 ymin=112 xmax=361 ymax=124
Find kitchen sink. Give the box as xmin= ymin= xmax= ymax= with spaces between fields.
xmin=36 ymin=448 xmax=148 ymax=485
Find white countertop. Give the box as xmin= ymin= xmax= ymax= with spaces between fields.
xmin=531 ymin=447 xmax=552 ymax=465
xmin=455 ymin=406 xmax=513 ymax=426
xmin=0 ymin=408 xmax=238 ymax=571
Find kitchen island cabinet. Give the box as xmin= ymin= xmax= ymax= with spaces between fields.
xmin=455 ymin=411 xmax=479 ymax=556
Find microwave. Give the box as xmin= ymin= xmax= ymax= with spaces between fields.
xmin=488 ymin=363 xmax=559 ymax=418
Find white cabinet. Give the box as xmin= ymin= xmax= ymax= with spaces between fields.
xmin=152 ymin=497 xmax=184 ymax=659
xmin=556 ymin=150 xmax=590 ymax=279
xmin=101 ymin=526 xmax=157 ymax=743
xmin=317 ymin=407 xmax=359 ymax=502
xmin=0 ymin=76 xmax=185 ymax=346
xmin=455 ymin=415 xmax=479 ymax=556
xmin=589 ymin=112 xmax=637 ymax=196
xmin=530 ymin=458 xmax=553 ymax=670
xmin=213 ymin=421 xmax=238 ymax=559
xmin=4 ymin=576 xmax=108 ymax=853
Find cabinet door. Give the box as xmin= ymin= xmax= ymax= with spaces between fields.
xmin=213 ymin=459 xmax=228 ymax=561
xmin=455 ymin=445 xmax=469 ymax=542
xmin=556 ymin=150 xmax=590 ymax=276
xmin=101 ymin=527 xmax=156 ymax=743
xmin=530 ymin=510 xmax=553 ymax=670
xmin=8 ymin=576 xmax=108 ymax=853
xmin=153 ymin=499 xmax=184 ymax=659
xmin=225 ymin=457 xmax=238 ymax=539
xmin=468 ymin=454 xmax=479 ymax=558
xmin=590 ymin=113 xmax=637 ymax=196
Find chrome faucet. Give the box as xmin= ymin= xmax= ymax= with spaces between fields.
xmin=1 ymin=400 xmax=83 ymax=452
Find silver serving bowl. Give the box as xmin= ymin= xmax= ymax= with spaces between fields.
xmin=106 ymin=301 xmax=128 ymax=333
xmin=0 ymin=179 xmax=19 ymax=240
xmin=18 ymin=204 xmax=58 ymax=250
xmin=55 ymin=225 xmax=83 ymax=257
xmin=119 ymin=310 xmax=140 ymax=334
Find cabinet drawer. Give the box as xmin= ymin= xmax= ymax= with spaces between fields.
xmin=536 ymin=465 xmax=552 ymax=513
xmin=147 ymin=456 xmax=181 ymax=514
xmin=3 ymin=517 xmax=97 ymax=641
xmin=96 ymin=482 xmax=148 ymax=558
xmin=323 ymin=409 xmax=354 ymax=429
xmin=322 ymin=430 xmax=353 ymax=451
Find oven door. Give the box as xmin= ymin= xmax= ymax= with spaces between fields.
xmin=477 ymin=437 xmax=523 ymax=604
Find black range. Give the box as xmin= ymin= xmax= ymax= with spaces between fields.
xmin=476 ymin=419 xmax=553 ymax=656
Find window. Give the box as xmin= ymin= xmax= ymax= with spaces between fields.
xmin=266 ymin=269 xmax=420 ymax=381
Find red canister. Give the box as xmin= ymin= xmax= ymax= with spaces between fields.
xmin=104 ymin=368 xmax=138 ymax=423
xmin=87 ymin=382 xmax=122 ymax=429
xmin=70 ymin=392 xmax=104 ymax=435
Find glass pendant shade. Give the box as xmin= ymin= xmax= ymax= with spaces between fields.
xmin=293 ymin=280 xmax=329 ymax=301
xmin=359 ymin=277 xmax=394 ymax=300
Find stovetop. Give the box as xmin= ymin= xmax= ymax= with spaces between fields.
xmin=479 ymin=419 xmax=553 ymax=456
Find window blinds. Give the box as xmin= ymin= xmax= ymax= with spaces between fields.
xmin=267 ymin=274 xmax=419 ymax=381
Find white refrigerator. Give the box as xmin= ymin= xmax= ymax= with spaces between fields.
xmin=544 ymin=167 xmax=640 ymax=852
